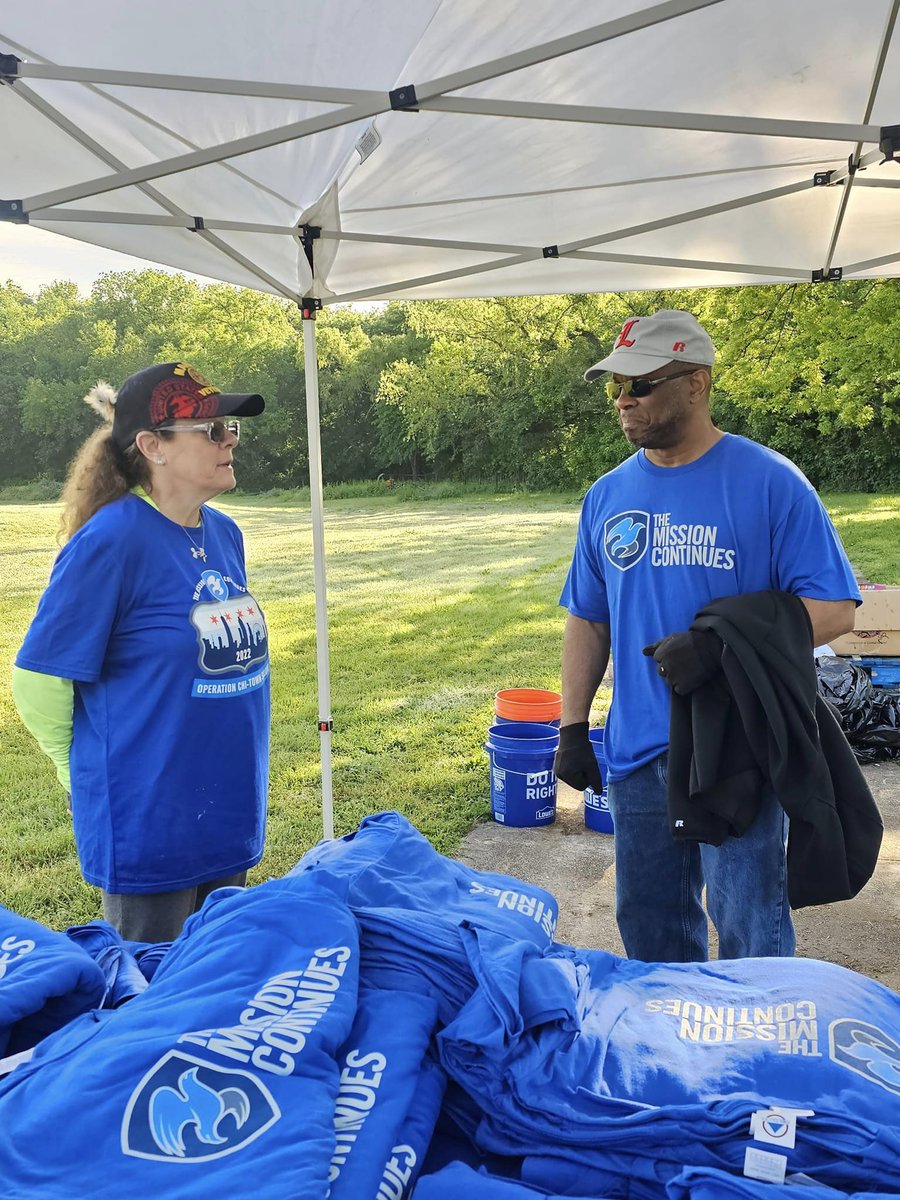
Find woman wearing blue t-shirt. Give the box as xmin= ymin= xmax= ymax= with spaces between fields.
xmin=13 ymin=362 xmax=271 ymax=941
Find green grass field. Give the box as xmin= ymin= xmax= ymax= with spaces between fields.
xmin=2 ymin=490 xmax=898 ymax=929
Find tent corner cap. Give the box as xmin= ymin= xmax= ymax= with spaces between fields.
xmin=879 ymin=124 xmax=900 ymax=162
xmin=0 ymin=54 xmax=20 ymax=83
xmin=389 ymin=83 xmax=418 ymax=111
xmin=0 ymin=200 xmax=28 ymax=224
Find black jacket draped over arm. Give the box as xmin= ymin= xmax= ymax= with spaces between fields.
xmin=666 ymin=590 xmax=882 ymax=909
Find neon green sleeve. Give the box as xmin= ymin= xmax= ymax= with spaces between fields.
xmin=11 ymin=665 xmax=73 ymax=793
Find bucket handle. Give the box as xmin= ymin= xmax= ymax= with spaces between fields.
xmin=489 ymin=766 xmax=558 ymax=781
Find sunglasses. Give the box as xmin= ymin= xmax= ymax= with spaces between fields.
xmin=157 ymin=419 xmax=241 ymax=443
xmin=604 ymin=369 xmax=698 ymax=402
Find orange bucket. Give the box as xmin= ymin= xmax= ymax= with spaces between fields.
xmin=494 ymin=687 xmax=562 ymax=726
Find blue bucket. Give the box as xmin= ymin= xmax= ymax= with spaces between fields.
xmin=484 ymin=721 xmax=559 ymax=827
xmin=494 ymin=713 xmax=561 ymax=728
xmin=584 ymin=726 xmax=613 ymax=835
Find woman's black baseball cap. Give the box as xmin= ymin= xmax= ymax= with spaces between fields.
xmin=111 ymin=362 xmax=265 ymax=450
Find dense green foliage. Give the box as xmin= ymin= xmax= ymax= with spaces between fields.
xmin=2 ymin=272 xmax=899 ymax=492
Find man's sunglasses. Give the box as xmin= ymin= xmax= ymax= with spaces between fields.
xmin=604 ymin=369 xmax=698 ymax=402
xmin=157 ymin=419 xmax=241 ymax=443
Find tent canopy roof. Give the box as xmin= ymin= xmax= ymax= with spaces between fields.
xmin=2 ymin=0 xmax=899 ymax=303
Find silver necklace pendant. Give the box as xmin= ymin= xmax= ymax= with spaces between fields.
xmin=182 ymin=516 xmax=207 ymax=562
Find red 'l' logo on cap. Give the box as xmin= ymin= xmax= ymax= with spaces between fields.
xmin=615 ymin=319 xmax=639 ymax=348
xmin=672 ymin=341 xmax=686 ymax=352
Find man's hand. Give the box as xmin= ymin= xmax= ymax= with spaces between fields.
xmin=554 ymin=722 xmax=603 ymax=792
xmin=642 ymin=629 xmax=723 ymax=696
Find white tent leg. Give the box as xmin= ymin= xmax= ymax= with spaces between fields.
xmin=302 ymin=313 xmax=334 ymax=840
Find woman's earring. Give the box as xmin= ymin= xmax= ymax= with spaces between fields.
xmin=155 ymin=457 xmax=165 ymax=465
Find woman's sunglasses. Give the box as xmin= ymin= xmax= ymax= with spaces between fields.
xmin=156 ymin=419 xmax=241 ymax=443
xmin=604 ymin=369 xmax=698 ymax=402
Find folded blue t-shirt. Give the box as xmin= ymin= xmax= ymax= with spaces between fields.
xmin=0 ymin=877 xmax=360 ymax=1197
xmin=1 ymin=904 xmax=106 ymax=1056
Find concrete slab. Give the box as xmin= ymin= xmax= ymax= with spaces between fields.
xmin=457 ymin=762 xmax=900 ymax=988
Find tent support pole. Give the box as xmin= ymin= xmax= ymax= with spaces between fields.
xmin=301 ymin=298 xmax=334 ymax=840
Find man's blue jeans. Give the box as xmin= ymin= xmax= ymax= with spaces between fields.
xmin=606 ymin=754 xmax=796 ymax=962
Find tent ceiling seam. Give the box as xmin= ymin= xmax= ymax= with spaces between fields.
xmin=4 ymin=37 xmax=319 ymax=212
xmin=321 ymin=178 xmax=818 ymax=303
xmin=341 ymin=158 xmax=833 ymax=215
xmin=10 ymin=80 xmax=302 ymax=299
xmin=20 ymin=97 xmax=387 ymax=213
xmin=557 ymin=179 xmax=812 ymax=255
xmin=411 ymin=0 xmax=725 ymax=102
xmin=267 ymin=0 xmax=729 ymax=286
xmin=823 ymin=0 xmax=900 ymax=273
xmin=197 ymin=228 xmax=299 ymax=301
xmin=11 ymin=81 xmax=303 ymax=298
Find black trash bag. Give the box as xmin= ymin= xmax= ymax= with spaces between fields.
xmin=816 ymin=655 xmax=900 ymax=763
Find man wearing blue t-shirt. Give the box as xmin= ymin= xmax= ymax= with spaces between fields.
xmin=555 ymin=309 xmax=859 ymax=963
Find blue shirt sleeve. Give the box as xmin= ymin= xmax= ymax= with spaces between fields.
xmin=16 ymin=521 xmax=125 ymax=683
xmin=771 ymin=489 xmax=861 ymax=604
xmin=559 ymin=487 xmax=610 ymax=623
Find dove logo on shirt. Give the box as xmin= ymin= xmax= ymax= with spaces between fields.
xmin=200 ymin=569 xmax=229 ymax=601
xmin=604 ymin=511 xmax=649 ymax=571
xmin=830 ymin=1019 xmax=900 ymax=1095
xmin=121 ymin=1050 xmax=280 ymax=1161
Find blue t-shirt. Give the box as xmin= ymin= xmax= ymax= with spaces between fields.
xmin=0 ymin=904 xmax=107 ymax=1057
xmin=16 ymin=493 xmax=270 ymax=892
xmin=0 ymin=877 xmax=361 ymax=1197
xmin=560 ymin=435 xmax=859 ymax=780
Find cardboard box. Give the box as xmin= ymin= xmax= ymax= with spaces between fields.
xmin=830 ymin=586 xmax=900 ymax=656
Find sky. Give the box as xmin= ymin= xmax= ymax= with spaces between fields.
xmin=0 ymin=223 xmax=224 ymax=295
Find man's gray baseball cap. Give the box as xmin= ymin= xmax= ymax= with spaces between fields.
xmin=584 ymin=309 xmax=716 ymax=380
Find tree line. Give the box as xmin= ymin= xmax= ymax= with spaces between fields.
xmin=1 ymin=270 xmax=898 ymax=493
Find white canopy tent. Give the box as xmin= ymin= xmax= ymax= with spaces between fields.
xmin=3 ymin=0 xmax=899 ymax=837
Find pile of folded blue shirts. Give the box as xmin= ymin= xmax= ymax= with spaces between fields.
xmin=286 ymin=810 xmax=560 ymax=1022
xmin=1 ymin=810 xmax=898 ymax=1199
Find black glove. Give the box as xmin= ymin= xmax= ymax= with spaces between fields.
xmin=642 ymin=629 xmax=723 ymax=696
xmin=553 ymin=721 xmax=603 ymax=792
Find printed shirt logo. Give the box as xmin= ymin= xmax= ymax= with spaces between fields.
xmin=829 ymin=1019 xmax=900 ymax=1094
xmin=604 ymin=511 xmax=650 ymax=572
xmin=121 ymin=1050 xmax=280 ymax=1162
xmin=0 ymin=933 xmax=36 ymax=980
xmin=649 ymin=513 xmax=735 ymax=571
xmin=760 ymin=1112 xmax=789 ymax=1138
xmin=190 ymin=574 xmax=268 ymax=676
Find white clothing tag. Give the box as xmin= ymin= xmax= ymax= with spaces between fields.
xmin=744 ymin=1146 xmax=787 ymax=1184
xmin=750 ymin=1106 xmax=815 ymax=1150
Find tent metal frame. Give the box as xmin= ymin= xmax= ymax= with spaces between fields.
xmin=2 ymin=0 xmax=898 ymax=838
